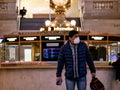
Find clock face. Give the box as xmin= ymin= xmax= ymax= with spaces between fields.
xmin=52 ymin=0 xmax=68 ymax=6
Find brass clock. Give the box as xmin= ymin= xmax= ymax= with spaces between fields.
xmin=52 ymin=0 xmax=69 ymax=6
xmin=50 ymin=0 xmax=71 ymax=10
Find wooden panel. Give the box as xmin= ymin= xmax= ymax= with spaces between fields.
xmin=33 ymin=14 xmax=55 ymax=18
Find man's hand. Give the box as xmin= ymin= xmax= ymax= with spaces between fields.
xmin=56 ymin=77 xmax=62 ymax=82
xmin=56 ymin=77 xmax=63 ymax=85
xmin=91 ymin=73 xmax=96 ymax=77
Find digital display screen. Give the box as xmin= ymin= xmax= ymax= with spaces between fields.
xmin=42 ymin=42 xmax=64 ymax=61
xmin=108 ymin=55 xmax=117 ymax=63
xmin=42 ymin=48 xmax=61 ymax=61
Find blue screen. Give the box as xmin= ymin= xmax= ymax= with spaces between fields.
xmin=108 ymin=55 xmax=117 ymax=63
xmin=42 ymin=48 xmax=61 ymax=61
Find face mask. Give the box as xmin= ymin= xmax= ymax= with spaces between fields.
xmin=74 ymin=37 xmax=80 ymax=44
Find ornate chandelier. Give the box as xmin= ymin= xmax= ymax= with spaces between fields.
xmin=40 ymin=0 xmax=80 ymax=32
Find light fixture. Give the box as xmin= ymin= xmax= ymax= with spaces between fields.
xmin=40 ymin=28 xmax=45 ymax=32
xmin=23 ymin=37 xmax=37 ymax=40
xmin=91 ymin=36 xmax=104 ymax=40
xmin=40 ymin=0 xmax=81 ymax=32
xmin=52 ymin=0 xmax=69 ymax=6
xmin=7 ymin=38 xmax=17 ymax=41
xmin=45 ymin=20 xmax=51 ymax=26
xmin=71 ymin=20 xmax=76 ymax=26
xmin=45 ymin=36 xmax=60 ymax=40
xmin=45 ymin=0 xmax=49 ymax=2
xmin=0 ymin=38 xmax=3 ymax=43
xmin=111 ymin=43 xmax=117 ymax=46
xmin=118 ymin=42 xmax=120 ymax=45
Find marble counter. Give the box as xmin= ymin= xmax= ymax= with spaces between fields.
xmin=0 ymin=61 xmax=119 ymax=90
xmin=0 ymin=61 xmax=112 ymax=69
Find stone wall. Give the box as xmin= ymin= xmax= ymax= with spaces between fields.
xmin=0 ymin=20 xmax=17 ymax=36
xmin=0 ymin=0 xmax=17 ymax=36
xmin=83 ymin=0 xmax=120 ymax=19
xmin=84 ymin=19 xmax=120 ymax=34
xmin=0 ymin=67 xmax=119 ymax=90
xmin=82 ymin=0 xmax=120 ymax=34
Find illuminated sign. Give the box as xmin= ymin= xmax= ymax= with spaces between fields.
xmin=7 ymin=38 xmax=17 ymax=41
xmin=23 ymin=37 xmax=37 ymax=40
xmin=45 ymin=36 xmax=60 ymax=40
xmin=0 ymin=38 xmax=3 ymax=43
xmin=91 ymin=36 xmax=104 ymax=40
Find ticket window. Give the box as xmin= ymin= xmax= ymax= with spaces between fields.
xmin=20 ymin=43 xmax=40 ymax=62
xmin=4 ymin=36 xmax=19 ymax=62
xmin=20 ymin=45 xmax=32 ymax=62
xmin=88 ymin=35 xmax=107 ymax=61
xmin=4 ymin=45 xmax=19 ymax=62
xmin=41 ymin=35 xmax=64 ymax=62
xmin=108 ymin=36 xmax=120 ymax=63
xmin=20 ymin=36 xmax=40 ymax=62
xmin=0 ymin=38 xmax=4 ymax=62
xmin=24 ymin=49 xmax=32 ymax=62
xmin=108 ymin=42 xmax=120 ymax=63
xmin=89 ymin=42 xmax=107 ymax=61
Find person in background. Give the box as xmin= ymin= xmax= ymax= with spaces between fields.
xmin=112 ymin=53 xmax=120 ymax=81
xmin=56 ymin=30 xmax=96 ymax=90
xmin=20 ymin=7 xmax=27 ymax=18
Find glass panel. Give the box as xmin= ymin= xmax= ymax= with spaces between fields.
xmin=108 ymin=36 xmax=120 ymax=41
xmin=0 ymin=43 xmax=4 ymax=62
xmin=107 ymin=41 xmax=120 ymax=63
xmin=93 ymin=1 xmax=113 ymax=9
xmin=4 ymin=44 xmax=19 ymax=62
xmin=20 ymin=42 xmax=40 ymax=62
xmin=88 ymin=41 xmax=107 ymax=61
xmin=24 ymin=49 xmax=32 ymax=62
xmin=42 ymin=42 xmax=64 ymax=61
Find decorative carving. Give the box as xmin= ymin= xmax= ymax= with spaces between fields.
xmin=0 ymin=2 xmax=17 ymax=20
xmin=84 ymin=0 xmax=120 ymax=19
xmin=0 ymin=2 xmax=8 ymax=11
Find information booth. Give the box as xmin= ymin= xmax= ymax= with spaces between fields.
xmin=0 ymin=31 xmax=120 ymax=90
xmin=1 ymin=31 xmax=120 ymax=64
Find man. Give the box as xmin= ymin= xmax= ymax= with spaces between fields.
xmin=112 ymin=53 xmax=120 ymax=81
xmin=56 ymin=30 xmax=96 ymax=90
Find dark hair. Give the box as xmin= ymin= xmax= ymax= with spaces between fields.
xmin=68 ymin=30 xmax=79 ymax=38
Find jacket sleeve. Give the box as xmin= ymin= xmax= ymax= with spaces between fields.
xmin=56 ymin=46 xmax=65 ymax=77
xmin=84 ymin=43 xmax=96 ymax=73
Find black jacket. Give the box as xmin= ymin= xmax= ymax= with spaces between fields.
xmin=112 ymin=58 xmax=120 ymax=80
xmin=56 ymin=41 xmax=96 ymax=79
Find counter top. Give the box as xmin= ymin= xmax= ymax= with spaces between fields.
xmin=0 ymin=61 xmax=113 ymax=69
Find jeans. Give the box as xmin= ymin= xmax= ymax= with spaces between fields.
xmin=65 ymin=76 xmax=86 ymax=90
